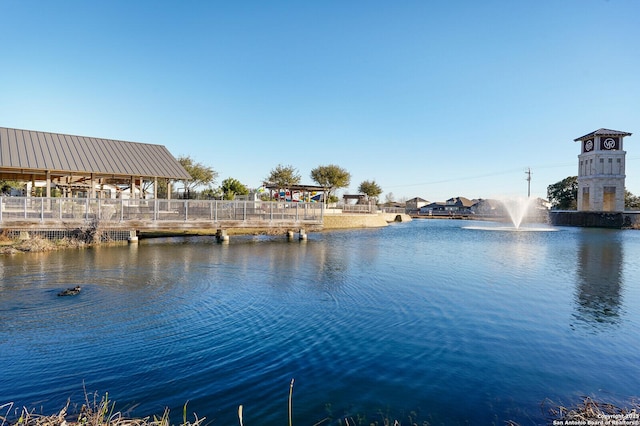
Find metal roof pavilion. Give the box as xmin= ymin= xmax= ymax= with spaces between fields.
xmin=0 ymin=126 xmax=191 ymax=182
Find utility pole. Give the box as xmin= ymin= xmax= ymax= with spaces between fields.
xmin=525 ymin=168 xmax=532 ymax=198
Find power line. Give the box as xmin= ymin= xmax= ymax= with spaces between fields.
xmin=377 ymin=153 xmax=640 ymax=200
xmin=383 ymin=163 xmax=567 ymax=189
xmin=383 ymin=168 xmax=525 ymax=188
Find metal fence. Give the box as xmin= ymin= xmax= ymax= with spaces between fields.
xmin=3 ymin=228 xmax=133 ymax=242
xmin=338 ymin=203 xmax=378 ymax=214
xmin=0 ymin=197 xmax=324 ymax=224
xmin=380 ymin=207 xmax=406 ymax=214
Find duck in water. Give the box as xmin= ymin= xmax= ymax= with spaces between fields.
xmin=58 ymin=286 xmax=81 ymax=296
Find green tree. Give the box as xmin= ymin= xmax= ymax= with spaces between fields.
xmin=310 ymin=164 xmax=351 ymax=204
xmin=547 ymin=176 xmax=578 ymax=209
xmin=1 ymin=180 xmax=23 ymax=195
xmin=201 ymin=187 xmax=223 ymax=199
xmin=358 ymin=180 xmax=383 ymax=202
xmin=221 ymin=177 xmax=249 ymax=200
xmin=155 ymin=179 xmax=169 ymax=198
xmin=625 ymin=189 xmax=640 ymax=210
xmin=264 ymin=164 xmax=301 ymax=188
xmin=177 ymin=155 xmax=218 ymax=198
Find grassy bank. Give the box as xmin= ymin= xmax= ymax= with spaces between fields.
xmin=3 ymin=393 xmax=639 ymax=426
xmin=0 ymin=393 xmax=205 ymax=426
xmin=0 ymin=227 xmax=297 ymax=254
xmin=0 ymin=234 xmax=90 ymax=255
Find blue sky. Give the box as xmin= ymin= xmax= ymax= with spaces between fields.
xmin=1 ymin=0 xmax=639 ymax=202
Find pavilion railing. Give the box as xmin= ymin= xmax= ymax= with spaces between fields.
xmin=0 ymin=196 xmax=324 ymax=224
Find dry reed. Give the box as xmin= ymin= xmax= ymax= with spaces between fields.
xmin=4 ymin=387 xmax=639 ymax=426
xmin=0 ymin=391 xmax=205 ymax=426
xmin=543 ymin=396 xmax=640 ymax=423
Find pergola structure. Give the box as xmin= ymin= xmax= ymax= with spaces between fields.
xmin=0 ymin=126 xmax=190 ymax=199
xmin=264 ymin=184 xmax=327 ymax=203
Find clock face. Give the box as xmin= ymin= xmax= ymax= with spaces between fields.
xmin=584 ymin=139 xmax=594 ymax=152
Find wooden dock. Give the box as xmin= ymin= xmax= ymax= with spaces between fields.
xmin=0 ymin=196 xmax=324 ymax=241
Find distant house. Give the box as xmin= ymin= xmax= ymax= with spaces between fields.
xmin=472 ymin=197 xmax=551 ymax=223
xmin=472 ymin=198 xmax=503 ymax=215
xmin=406 ymin=197 xmax=429 ymax=214
xmin=444 ymin=196 xmax=476 ymax=212
xmin=472 ymin=198 xmax=552 ymax=216
xmin=419 ymin=201 xmax=447 ymax=214
xmin=418 ymin=196 xmax=552 ymax=219
xmin=418 ymin=196 xmax=476 ymax=215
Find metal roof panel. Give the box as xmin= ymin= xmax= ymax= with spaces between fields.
xmin=574 ymin=128 xmax=632 ymax=142
xmin=0 ymin=127 xmax=191 ymax=179
xmin=30 ymin=131 xmax=47 ymax=169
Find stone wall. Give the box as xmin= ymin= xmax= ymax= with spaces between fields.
xmin=549 ymin=211 xmax=640 ymax=229
xmin=322 ymin=213 xmax=389 ymax=229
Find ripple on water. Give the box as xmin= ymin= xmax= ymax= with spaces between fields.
xmin=2 ymin=224 xmax=640 ymax=426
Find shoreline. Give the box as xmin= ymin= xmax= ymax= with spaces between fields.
xmin=3 ymin=394 xmax=638 ymax=426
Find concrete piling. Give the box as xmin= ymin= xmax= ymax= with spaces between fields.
xmin=128 ymin=230 xmax=138 ymax=244
xmin=216 ymin=229 xmax=229 ymax=243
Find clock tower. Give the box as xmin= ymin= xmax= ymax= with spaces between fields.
xmin=574 ymin=128 xmax=632 ymax=212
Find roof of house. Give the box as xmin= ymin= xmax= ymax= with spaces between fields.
xmin=0 ymin=126 xmax=191 ymax=180
xmin=574 ymin=128 xmax=632 ymax=142
xmin=422 ymin=201 xmax=446 ymax=208
xmin=446 ymin=196 xmax=475 ymax=207
xmin=475 ymin=198 xmax=503 ymax=208
xmin=407 ymin=197 xmax=429 ymax=203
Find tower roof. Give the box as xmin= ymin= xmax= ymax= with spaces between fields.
xmin=574 ymin=128 xmax=632 ymax=142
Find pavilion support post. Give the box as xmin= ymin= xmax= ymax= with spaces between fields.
xmin=154 ymin=177 xmax=158 ymax=200
xmin=46 ymin=171 xmax=52 ymax=211
xmin=45 ymin=171 xmax=51 ymax=198
xmin=131 ymin=176 xmax=136 ymax=199
xmin=90 ymin=173 xmax=96 ymax=199
xmin=167 ymin=180 xmax=172 ymax=200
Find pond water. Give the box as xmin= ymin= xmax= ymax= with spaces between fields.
xmin=2 ymin=219 xmax=640 ymax=425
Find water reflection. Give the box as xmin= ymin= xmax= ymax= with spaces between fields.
xmin=3 ymin=222 xmax=640 ymax=425
xmin=574 ymin=230 xmax=624 ymax=329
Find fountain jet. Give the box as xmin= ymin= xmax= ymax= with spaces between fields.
xmin=500 ymin=196 xmax=536 ymax=229
xmin=463 ymin=197 xmax=556 ymax=232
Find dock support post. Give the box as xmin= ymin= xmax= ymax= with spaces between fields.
xmin=128 ymin=230 xmax=139 ymax=244
xmin=287 ymin=230 xmax=295 ymax=240
xmin=216 ymin=229 xmax=229 ymax=243
xmin=299 ymin=229 xmax=307 ymax=240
